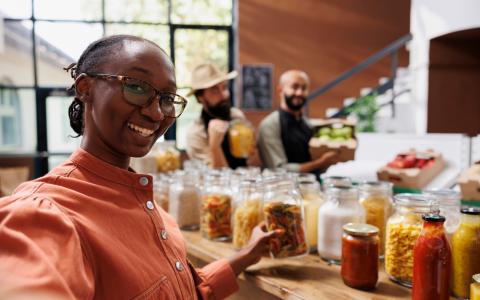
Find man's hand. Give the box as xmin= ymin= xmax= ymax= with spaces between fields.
xmin=207 ymin=119 xmax=229 ymax=146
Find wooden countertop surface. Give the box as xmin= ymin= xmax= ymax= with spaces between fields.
xmin=181 ymin=230 xmax=432 ymax=300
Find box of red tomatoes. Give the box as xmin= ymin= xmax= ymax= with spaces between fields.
xmin=377 ymin=149 xmax=445 ymax=189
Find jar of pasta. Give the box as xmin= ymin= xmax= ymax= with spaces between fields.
xmin=298 ymin=174 xmax=324 ymax=252
xmin=228 ymin=119 xmax=255 ymax=159
xmin=201 ymin=171 xmax=232 ymax=241
xmin=452 ymin=207 xmax=480 ymax=299
xmin=317 ymin=186 xmax=365 ymax=264
xmin=232 ymin=179 xmax=263 ymax=249
xmin=424 ymin=189 xmax=461 ymax=239
xmin=385 ymin=193 xmax=438 ymax=287
xmin=169 ymin=171 xmax=201 ymax=230
xmin=263 ymin=178 xmax=308 ymax=258
xmin=152 ymin=141 xmax=181 ymax=173
xmin=358 ymin=181 xmax=393 ymax=258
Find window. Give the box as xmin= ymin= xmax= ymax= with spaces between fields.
xmin=0 ymin=0 xmax=234 ymax=175
xmin=0 ymin=78 xmax=20 ymax=149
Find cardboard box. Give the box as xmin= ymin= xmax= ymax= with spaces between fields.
xmin=309 ymin=118 xmax=357 ymax=163
xmin=377 ymin=149 xmax=445 ymax=189
xmin=458 ymin=164 xmax=480 ymax=201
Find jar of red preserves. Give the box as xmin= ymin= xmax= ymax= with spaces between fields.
xmin=341 ymin=223 xmax=379 ymax=290
xmin=412 ymin=214 xmax=451 ymax=300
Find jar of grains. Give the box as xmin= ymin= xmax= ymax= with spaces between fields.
xmin=358 ymin=181 xmax=393 ymax=258
xmin=168 ymin=171 xmax=201 ymax=230
xmin=385 ymin=193 xmax=438 ymax=287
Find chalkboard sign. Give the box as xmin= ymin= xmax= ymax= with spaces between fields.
xmin=241 ymin=64 xmax=273 ymax=110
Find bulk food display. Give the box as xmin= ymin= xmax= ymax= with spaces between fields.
xmin=384 ymin=193 xmax=438 ymax=287
xmin=451 ymin=207 xmax=480 ymax=299
xmin=201 ymin=172 xmax=233 ymax=241
xmin=168 ymin=171 xmax=201 ymax=230
xmin=317 ymin=186 xmax=365 ymax=264
xmin=263 ymin=178 xmax=308 ymax=258
xmin=232 ymin=179 xmax=263 ymax=249
xmin=358 ymin=181 xmax=393 ymax=257
xmin=341 ymin=223 xmax=379 ymax=290
xmin=412 ymin=214 xmax=451 ymax=300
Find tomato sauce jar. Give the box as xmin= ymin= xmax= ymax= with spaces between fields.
xmin=341 ymin=223 xmax=379 ymax=290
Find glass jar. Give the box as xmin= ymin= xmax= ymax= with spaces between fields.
xmin=412 ymin=214 xmax=451 ymax=300
xmin=341 ymin=223 xmax=379 ymax=290
xmin=452 ymin=207 xmax=480 ymax=299
xmin=200 ymin=171 xmax=233 ymax=241
xmin=424 ymin=189 xmax=461 ymax=238
xmin=298 ymin=175 xmax=324 ymax=252
xmin=228 ymin=119 xmax=255 ymax=159
xmin=358 ymin=181 xmax=393 ymax=258
xmin=317 ymin=186 xmax=365 ymax=264
xmin=385 ymin=193 xmax=438 ymax=287
xmin=153 ymin=141 xmax=181 ymax=173
xmin=321 ymin=176 xmax=352 ymax=191
xmin=153 ymin=174 xmax=170 ymax=212
xmin=263 ymin=178 xmax=308 ymax=258
xmin=168 ymin=171 xmax=201 ymax=230
xmin=471 ymin=274 xmax=480 ymax=300
xmin=232 ymin=179 xmax=263 ymax=249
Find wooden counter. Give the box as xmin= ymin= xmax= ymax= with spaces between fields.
xmin=182 ymin=231 xmax=421 ymax=300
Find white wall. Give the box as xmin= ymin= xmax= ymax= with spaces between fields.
xmin=410 ymin=0 xmax=480 ymax=133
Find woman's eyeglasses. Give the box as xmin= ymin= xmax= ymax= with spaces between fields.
xmin=84 ymin=73 xmax=187 ymax=118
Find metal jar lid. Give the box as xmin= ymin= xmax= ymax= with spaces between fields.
xmin=343 ymin=223 xmax=379 ymax=237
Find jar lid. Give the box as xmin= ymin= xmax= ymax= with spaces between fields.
xmin=461 ymin=207 xmax=480 ymax=215
xmin=343 ymin=223 xmax=379 ymax=236
xmin=473 ymin=273 xmax=480 ymax=283
xmin=422 ymin=213 xmax=446 ymax=222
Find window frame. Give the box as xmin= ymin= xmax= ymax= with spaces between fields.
xmin=0 ymin=0 xmax=236 ymax=176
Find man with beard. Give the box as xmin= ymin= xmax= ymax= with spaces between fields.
xmin=186 ymin=63 xmax=250 ymax=169
xmin=258 ymin=70 xmax=339 ymax=173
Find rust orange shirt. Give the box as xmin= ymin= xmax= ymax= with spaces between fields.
xmin=0 ymin=149 xmax=239 ymax=299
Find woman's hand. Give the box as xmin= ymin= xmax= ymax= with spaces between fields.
xmin=228 ymin=222 xmax=283 ymax=276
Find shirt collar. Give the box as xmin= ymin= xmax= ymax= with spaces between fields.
xmin=69 ymin=148 xmax=153 ymax=189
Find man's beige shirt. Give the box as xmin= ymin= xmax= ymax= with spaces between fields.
xmin=185 ymin=108 xmax=246 ymax=167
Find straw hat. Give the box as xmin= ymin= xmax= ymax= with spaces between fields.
xmin=187 ymin=63 xmax=238 ymax=96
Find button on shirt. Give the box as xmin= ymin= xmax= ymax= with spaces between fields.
xmin=0 ymin=149 xmax=238 ymax=299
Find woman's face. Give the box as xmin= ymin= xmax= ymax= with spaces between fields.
xmin=78 ymin=40 xmax=176 ymax=167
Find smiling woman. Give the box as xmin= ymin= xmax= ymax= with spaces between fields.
xmin=0 ymin=35 xmax=278 ymax=300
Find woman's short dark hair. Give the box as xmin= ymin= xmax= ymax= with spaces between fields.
xmin=65 ymin=35 xmax=163 ymax=136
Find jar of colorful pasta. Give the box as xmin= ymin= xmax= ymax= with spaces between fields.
xmin=232 ymin=179 xmax=263 ymax=249
xmin=201 ymin=171 xmax=232 ymax=241
xmin=263 ymin=178 xmax=308 ymax=258
xmin=385 ymin=193 xmax=438 ymax=287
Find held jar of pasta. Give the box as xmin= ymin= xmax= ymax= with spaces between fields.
xmin=358 ymin=181 xmax=393 ymax=258
xmin=232 ymin=179 xmax=263 ymax=249
xmin=263 ymin=178 xmax=308 ymax=258
xmin=385 ymin=193 xmax=438 ymax=287
xmin=228 ymin=119 xmax=255 ymax=159
xmin=200 ymin=171 xmax=233 ymax=241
